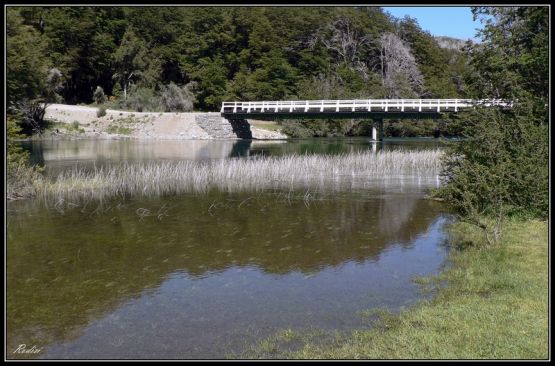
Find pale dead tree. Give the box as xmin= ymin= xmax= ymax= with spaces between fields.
xmin=379 ymin=32 xmax=424 ymax=98
xmin=301 ymin=73 xmax=343 ymax=100
xmin=354 ymin=60 xmax=370 ymax=81
xmin=320 ymin=17 xmax=371 ymax=68
xmin=311 ymin=74 xmax=336 ymax=99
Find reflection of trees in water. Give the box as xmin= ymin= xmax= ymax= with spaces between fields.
xmin=24 ymin=139 xmax=242 ymax=176
xmin=7 ymin=193 xmax=445 ymax=357
xmin=230 ymin=140 xmax=252 ymax=157
xmin=377 ymin=196 xmax=420 ymax=241
xmin=17 ymin=140 xmax=45 ymax=167
xmin=249 ymin=139 xmax=351 ymax=157
xmin=246 ymin=138 xmax=443 ymax=158
xmin=36 ymin=139 xmax=238 ymax=161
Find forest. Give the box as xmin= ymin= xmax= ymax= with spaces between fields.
xmin=7 ymin=6 xmax=472 ymax=137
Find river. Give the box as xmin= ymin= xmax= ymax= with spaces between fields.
xmin=7 ymin=137 xmax=452 ymax=359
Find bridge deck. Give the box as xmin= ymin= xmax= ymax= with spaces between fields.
xmin=221 ymin=99 xmax=511 ymax=119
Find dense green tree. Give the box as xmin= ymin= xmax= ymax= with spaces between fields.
xmin=436 ymin=6 xmax=549 ymax=243
xmin=112 ymin=26 xmax=149 ymax=101
xmin=6 ymin=7 xmax=49 ymax=106
xmin=190 ymin=57 xmax=228 ymax=110
xmin=40 ymin=7 xmax=125 ymax=103
xmin=397 ymin=16 xmax=460 ymax=98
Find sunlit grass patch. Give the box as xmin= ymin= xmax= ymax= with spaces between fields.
xmin=250 ymin=121 xmax=282 ymax=132
xmin=240 ymin=328 xmax=341 ymax=359
xmin=106 ymin=125 xmax=133 ymax=135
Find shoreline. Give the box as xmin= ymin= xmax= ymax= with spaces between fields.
xmin=42 ymin=103 xmax=289 ymax=141
xmin=244 ymin=218 xmax=549 ymax=359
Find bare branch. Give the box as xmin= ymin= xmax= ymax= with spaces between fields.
xmin=321 ymin=17 xmax=370 ymax=66
xmin=379 ymin=32 xmax=424 ymax=98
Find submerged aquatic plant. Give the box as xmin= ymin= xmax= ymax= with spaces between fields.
xmin=37 ymin=149 xmax=444 ymax=201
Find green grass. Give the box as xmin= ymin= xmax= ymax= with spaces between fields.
xmin=244 ymin=219 xmax=548 ymax=359
xmin=116 ymin=116 xmax=140 ymax=124
xmin=250 ymin=121 xmax=282 ymax=132
xmin=105 ymin=125 xmax=133 ymax=135
xmin=43 ymin=120 xmax=85 ymax=134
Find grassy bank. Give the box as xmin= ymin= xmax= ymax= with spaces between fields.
xmin=244 ymin=219 xmax=548 ymax=359
xmin=249 ymin=120 xmax=282 ymax=132
xmin=33 ymin=149 xmax=442 ymax=201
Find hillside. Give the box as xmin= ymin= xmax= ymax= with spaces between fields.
xmin=7 ymin=6 xmax=473 ymax=138
xmin=434 ymin=35 xmax=468 ymax=50
xmin=8 ymin=7 xmax=471 ymax=110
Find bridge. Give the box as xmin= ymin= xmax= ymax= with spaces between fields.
xmin=221 ymin=99 xmax=511 ymax=140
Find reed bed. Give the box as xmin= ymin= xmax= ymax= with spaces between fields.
xmin=36 ymin=149 xmax=444 ymax=200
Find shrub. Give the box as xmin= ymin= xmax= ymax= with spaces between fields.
xmin=159 ymin=82 xmax=195 ymax=112
xmin=435 ymin=6 xmax=549 ymax=246
xmin=7 ymin=147 xmax=43 ymax=199
xmin=10 ymin=99 xmax=48 ymax=135
xmin=97 ymin=105 xmax=107 ymax=117
xmin=44 ymin=68 xmax=63 ymax=103
xmin=93 ymin=86 xmax=107 ymax=104
xmin=127 ymin=86 xmax=158 ymax=112
xmin=111 ymin=83 xmax=122 ymax=99
xmin=7 ymin=116 xmax=43 ymax=199
xmin=435 ymin=105 xmax=548 ymax=244
xmin=280 ymin=120 xmax=313 ymax=138
xmin=7 ymin=115 xmax=25 ymax=139
xmin=385 ymin=119 xmax=442 ymax=137
xmin=280 ymin=119 xmax=348 ymax=138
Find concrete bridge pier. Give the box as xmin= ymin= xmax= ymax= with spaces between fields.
xmin=371 ymin=118 xmax=384 ymax=142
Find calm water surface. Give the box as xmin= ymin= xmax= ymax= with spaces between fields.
xmin=8 ymin=138 xmax=451 ymax=359
xmin=20 ymin=137 xmax=446 ymax=176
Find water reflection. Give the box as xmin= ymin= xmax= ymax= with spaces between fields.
xmin=248 ymin=137 xmax=443 ymax=157
xmin=7 ymin=191 xmax=449 ymax=359
xmin=24 ymin=139 xmax=247 ymax=176
xmin=20 ymin=137 xmax=444 ymax=177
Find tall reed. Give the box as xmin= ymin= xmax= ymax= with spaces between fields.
xmin=36 ymin=149 xmax=444 ymax=201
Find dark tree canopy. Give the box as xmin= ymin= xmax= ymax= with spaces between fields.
xmin=6 ymin=6 xmax=471 ymax=112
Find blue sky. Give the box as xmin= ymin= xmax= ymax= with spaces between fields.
xmin=382 ymin=7 xmax=482 ymax=41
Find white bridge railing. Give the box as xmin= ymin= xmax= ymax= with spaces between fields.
xmin=221 ymin=99 xmax=512 ymax=114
